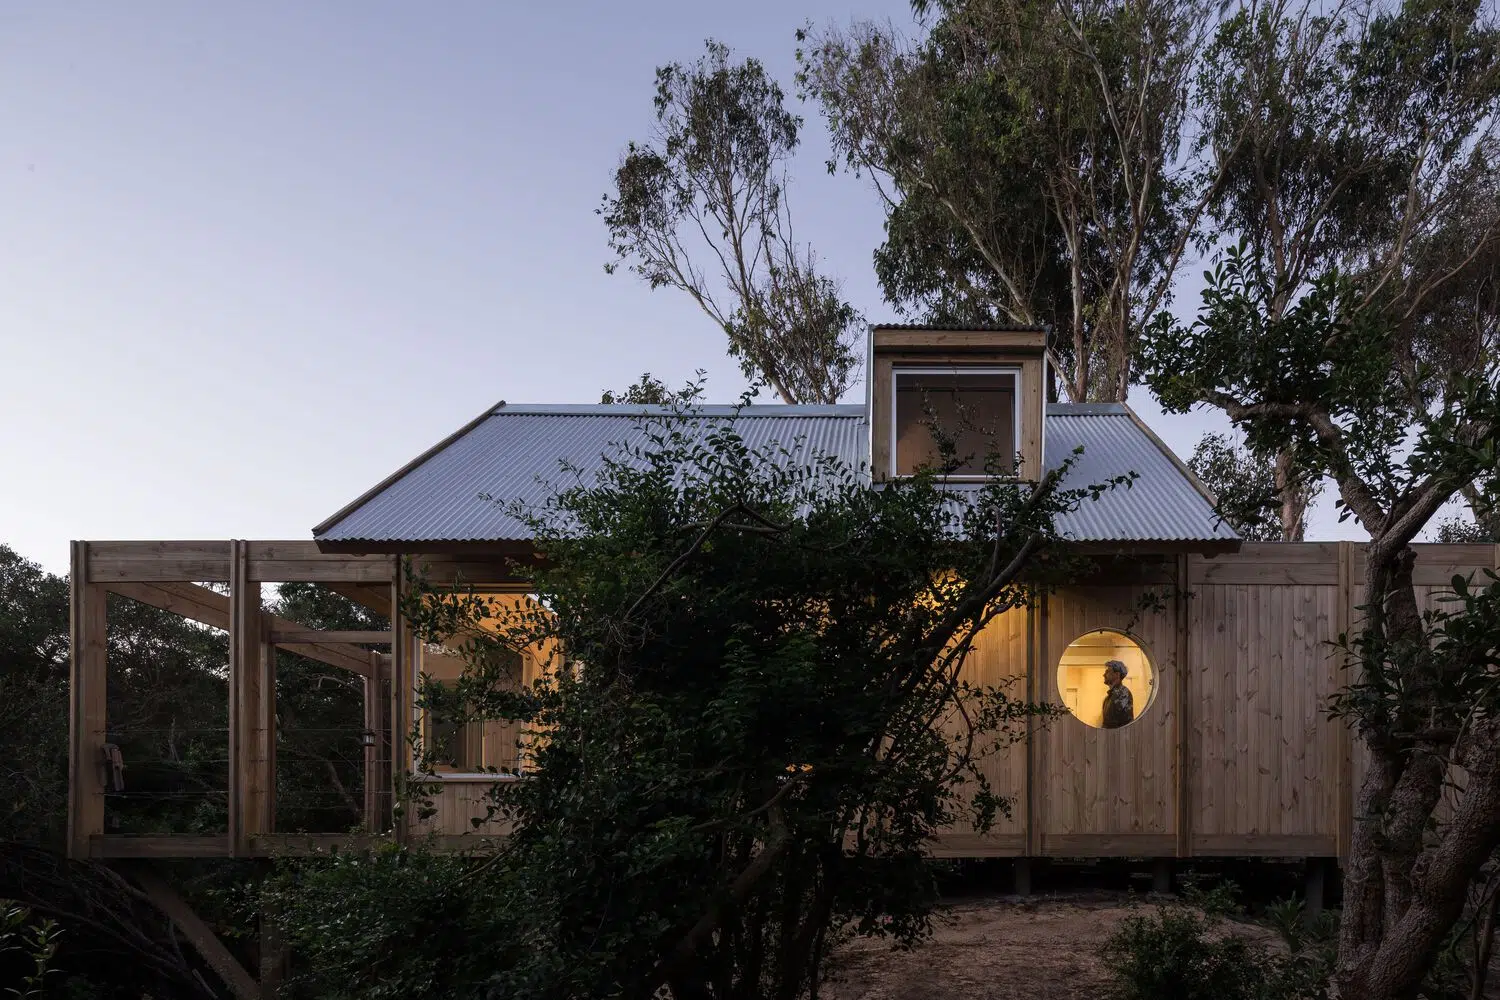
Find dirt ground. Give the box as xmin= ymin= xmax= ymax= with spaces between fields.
xmin=820 ymin=892 xmax=1275 ymax=1000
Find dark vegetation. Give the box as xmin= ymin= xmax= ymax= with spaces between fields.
xmin=3 ymin=0 xmax=1500 ymax=997
xmin=0 ymin=543 xmax=385 ymax=997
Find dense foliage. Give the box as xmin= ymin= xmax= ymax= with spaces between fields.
xmin=265 ymin=398 xmax=1121 ymax=999
xmin=1141 ymin=241 xmax=1500 ymax=996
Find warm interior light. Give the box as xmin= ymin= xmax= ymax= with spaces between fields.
xmin=1055 ymin=629 xmax=1156 ymax=729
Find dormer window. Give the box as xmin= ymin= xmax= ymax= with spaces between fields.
xmin=869 ymin=325 xmax=1046 ymax=483
xmin=893 ymin=367 xmax=1020 ymax=477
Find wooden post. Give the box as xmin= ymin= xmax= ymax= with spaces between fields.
xmin=1305 ymin=858 xmax=1327 ymax=917
xmin=1032 ymin=590 xmax=1050 ymax=857
xmin=1024 ymin=587 xmax=1038 ymax=858
xmin=1013 ymin=858 xmax=1033 ymax=897
xmin=229 ymin=540 xmax=268 ymax=856
xmin=68 ymin=541 xmax=108 ymax=860
xmin=391 ymin=557 xmax=412 ymax=844
xmin=1175 ymin=554 xmax=1191 ymax=859
xmin=130 ymin=865 xmax=261 ymax=1000
xmin=364 ymin=651 xmax=384 ymax=832
xmin=1152 ymin=858 xmax=1174 ymax=895
xmin=258 ymin=629 xmax=277 ymax=838
xmin=1336 ymin=541 xmax=1354 ymax=864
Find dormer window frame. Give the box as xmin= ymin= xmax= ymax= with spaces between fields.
xmin=888 ymin=363 xmax=1024 ymax=482
xmin=867 ymin=325 xmax=1047 ymax=485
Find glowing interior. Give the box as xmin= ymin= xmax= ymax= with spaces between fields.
xmin=1055 ymin=629 xmax=1155 ymax=729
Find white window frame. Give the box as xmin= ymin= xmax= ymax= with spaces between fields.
xmin=890 ymin=364 xmax=1023 ymax=481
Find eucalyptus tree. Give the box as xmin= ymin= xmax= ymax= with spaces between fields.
xmin=799 ymin=0 xmax=1238 ymax=402
xmin=1195 ymin=0 xmax=1500 ymax=537
xmin=601 ymin=41 xmax=863 ymax=405
xmin=1187 ymin=432 xmax=1322 ymax=542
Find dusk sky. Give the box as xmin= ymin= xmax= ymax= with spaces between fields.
xmin=0 ymin=2 xmax=1372 ymax=574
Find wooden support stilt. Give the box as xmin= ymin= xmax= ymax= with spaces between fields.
xmin=68 ymin=541 xmax=108 ymax=861
xmin=1152 ymin=858 xmax=1173 ymax=895
xmin=1305 ymin=858 xmax=1327 ymax=917
xmin=1013 ymin=858 xmax=1033 ymax=897
xmin=129 ymin=865 xmax=261 ymax=1000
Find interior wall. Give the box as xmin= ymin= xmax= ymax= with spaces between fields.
xmin=1056 ymin=630 xmax=1155 ymax=728
xmin=415 ymin=592 xmax=551 ymax=776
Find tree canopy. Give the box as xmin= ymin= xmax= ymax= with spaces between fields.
xmin=602 ymin=41 xmax=863 ymax=405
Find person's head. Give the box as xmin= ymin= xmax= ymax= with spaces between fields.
xmin=1104 ymin=659 xmax=1127 ymax=687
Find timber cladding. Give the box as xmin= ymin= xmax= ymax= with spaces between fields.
xmin=68 ymin=540 xmax=1500 ymax=859
xmin=941 ymin=542 xmax=1500 ymax=859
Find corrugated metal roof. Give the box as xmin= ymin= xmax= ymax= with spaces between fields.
xmin=316 ymin=405 xmax=869 ymax=544
xmin=872 ymin=322 xmax=1048 ymax=332
xmin=314 ymin=402 xmax=1236 ymax=545
xmin=1044 ymin=404 xmax=1237 ymax=543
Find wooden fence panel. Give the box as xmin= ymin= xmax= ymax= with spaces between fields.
xmin=1187 ymin=583 xmax=1340 ymax=845
xmin=412 ymin=778 xmax=515 ymax=838
xmin=939 ymin=605 xmax=1030 ymax=854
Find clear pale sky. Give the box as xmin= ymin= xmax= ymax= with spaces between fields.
xmin=0 ymin=2 xmax=1370 ymax=574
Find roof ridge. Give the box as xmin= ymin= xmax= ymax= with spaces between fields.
xmin=496 ymin=403 xmax=867 ymax=416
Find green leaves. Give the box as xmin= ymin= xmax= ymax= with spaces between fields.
xmin=289 ymin=400 xmax=1117 ymax=999
xmin=601 ymin=41 xmax=862 ymax=405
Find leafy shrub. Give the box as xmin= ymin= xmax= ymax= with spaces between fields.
xmin=1103 ymin=884 xmax=1332 ymax=1000
xmin=0 ymin=902 xmax=61 ymax=999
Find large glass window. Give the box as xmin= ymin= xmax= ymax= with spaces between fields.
xmin=1056 ymin=629 xmax=1156 ymax=729
xmin=426 ymin=688 xmax=483 ymax=771
xmin=893 ymin=367 xmax=1018 ymax=477
xmin=420 ymin=642 xmax=527 ymax=773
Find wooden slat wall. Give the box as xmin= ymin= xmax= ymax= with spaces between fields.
xmin=70 ymin=539 xmax=1500 ymax=859
xmin=1040 ymin=586 xmax=1177 ymax=850
xmin=410 ymin=778 xmax=514 ymax=838
xmin=942 ymin=605 xmax=1030 ymax=855
xmin=1187 ymin=583 xmax=1339 ymax=845
xmin=932 ymin=543 xmax=1494 ymax=860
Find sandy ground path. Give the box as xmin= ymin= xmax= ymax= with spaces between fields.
xmin=822 ymin=893 xmax=1225 ymax=1000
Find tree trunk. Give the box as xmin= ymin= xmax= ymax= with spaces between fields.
xmin=1333 ymin=543 xmax=1500 ymax=999
xmin=1275 ymin=448 xmax=1308 ymax=541
xmin=1460 ymin=482 xmax=1500 ymax=541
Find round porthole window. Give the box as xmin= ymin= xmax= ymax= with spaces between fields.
xmin=1056 ymin=628 xmax=1156 ymax=729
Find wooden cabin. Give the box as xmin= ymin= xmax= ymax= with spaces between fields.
xmin=65 ymin=325 xmax=1500 ymax=868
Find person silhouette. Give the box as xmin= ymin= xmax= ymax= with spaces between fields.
xmin=1101 ymin=659 xmax=1135 ymax=729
